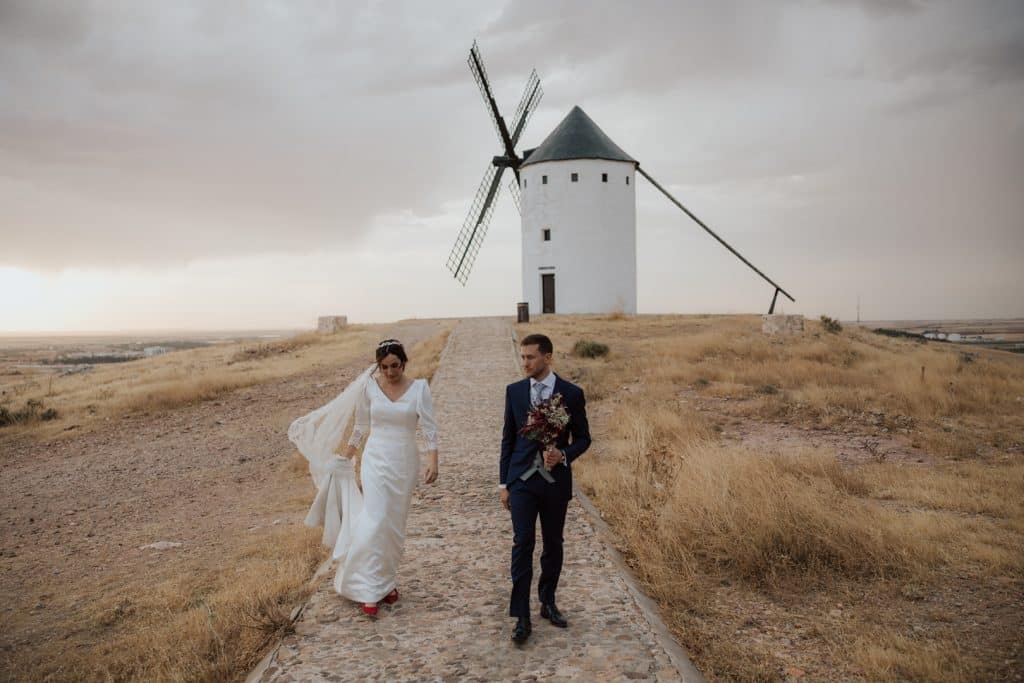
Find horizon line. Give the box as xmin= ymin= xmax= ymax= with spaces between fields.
xmin=3 ymin=314 xmax=1024 ymax=337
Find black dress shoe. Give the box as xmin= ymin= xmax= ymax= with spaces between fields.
xmin=511 ymin=616 xmax=532 ymax=644
xmin=540 ymin=603 xmax=568 ymax=628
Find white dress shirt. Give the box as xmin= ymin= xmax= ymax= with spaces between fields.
xmin=530 ymin=371 xmax=557 ymax=405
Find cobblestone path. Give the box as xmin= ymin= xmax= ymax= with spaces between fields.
xmin=252 ymin=318 xmax=700 ymax=682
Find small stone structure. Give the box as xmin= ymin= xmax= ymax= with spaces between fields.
xmin=762 ymin=313 xmax=804 ymax=336
xmin=317 ymin=316 xmax=348 ymax=333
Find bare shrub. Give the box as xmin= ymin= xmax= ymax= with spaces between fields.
xmin=0 ymin=398 xmax=59 ymax=427
xmin=820 ymin=315 xmax=843 ymax=333
xmin=573 ymin=340 xmax=610 ymax=358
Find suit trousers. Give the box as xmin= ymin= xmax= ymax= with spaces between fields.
xmin=507 ymin=470 xmax=570 ymax=618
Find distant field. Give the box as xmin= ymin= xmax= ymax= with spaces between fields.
xmin=0 ymin=329 xmax=302 ymax=368
xmin=0 ymin=330 xmax=307 ymax=432
xmin=850 ymin=318 xmax=1024 ymax=352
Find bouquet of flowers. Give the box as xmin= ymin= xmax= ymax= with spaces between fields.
xmin=518 ymin=392 xmax=570 ymax=471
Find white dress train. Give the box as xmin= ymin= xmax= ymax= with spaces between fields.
xmin=332 ymin=378 xmax=438 ymax=603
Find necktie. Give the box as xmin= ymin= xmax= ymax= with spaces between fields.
xmin=531 ymin=381 xmax=545 ymax=406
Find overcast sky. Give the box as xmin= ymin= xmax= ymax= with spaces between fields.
xmin=1 ymin=0 xmax=1022 ymax=332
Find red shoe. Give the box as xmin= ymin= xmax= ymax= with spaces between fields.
xmin=383 ymin=588 xmax=399 ymax=605
xmin=360 ymin=603 xmax=378 ymax=617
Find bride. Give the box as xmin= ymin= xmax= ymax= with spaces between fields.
xmin=288 ymin=339 xmax=439 ymax=616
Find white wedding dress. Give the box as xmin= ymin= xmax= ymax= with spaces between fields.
xmin=331 ymin=377 xmax=438 ymax=603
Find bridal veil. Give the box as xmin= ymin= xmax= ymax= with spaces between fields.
xmin=287 ymin=364 xmax=374 ymax=548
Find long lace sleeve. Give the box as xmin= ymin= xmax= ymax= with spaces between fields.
xmin=416 ymin=380 xmax=439 ymax=451
xmin=346 ymin=382 xmax=371 ymax=449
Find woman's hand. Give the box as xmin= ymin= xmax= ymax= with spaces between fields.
xmin=424 ymin=452 xmax=439 ymax=484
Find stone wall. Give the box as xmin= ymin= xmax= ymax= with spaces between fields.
xmin=762 ymin=313 xmax=804 ymax=336
xmin=317 ymin=316 xmax=348 ymax=333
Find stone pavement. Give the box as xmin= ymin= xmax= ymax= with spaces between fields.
xmin=250 ymin=318 xmax=702 ymax=682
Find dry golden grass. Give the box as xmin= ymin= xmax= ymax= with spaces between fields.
xmin=546 ymin=315 xmax=1024 ymax=441
xmin=7 ymin=527 xmax=327 ymax=682
xmin=659 ymin=446 xmax=944 ymax=580
xmin=852 ymin=628 xmax=968 ymax=683
xmin=519 ymin=313 xmax=1024 ymax=680
xmin=404 ymin=327 xmax=452 ymax=383
xmin=1 ymin=326 xmax=384 ymax=441
xmin=2 ymin=322 xmax=456 ymax=683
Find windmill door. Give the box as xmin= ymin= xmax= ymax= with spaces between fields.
xmin=541 ymin=274 xmax=555 ymax=314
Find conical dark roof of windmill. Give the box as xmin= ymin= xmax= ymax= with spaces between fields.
xmin=520 ymin=106 xmax=636 ymax=167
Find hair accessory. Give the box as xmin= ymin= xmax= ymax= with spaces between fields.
xmin=377 ymin=339 xmax=402 ymax=349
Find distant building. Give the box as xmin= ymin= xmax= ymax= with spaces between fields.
xmin=318 ymin=316 xmax=348 ymax=333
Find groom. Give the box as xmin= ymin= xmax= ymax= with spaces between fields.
xmin=500 ymin=333 xmax=591 ymax=645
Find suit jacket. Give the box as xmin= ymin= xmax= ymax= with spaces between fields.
xmin=500 ymin=374 xmax=591 ymax=494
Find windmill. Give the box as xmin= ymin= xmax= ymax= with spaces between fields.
xmin=447 ymin=42 xmax=795 ymax=315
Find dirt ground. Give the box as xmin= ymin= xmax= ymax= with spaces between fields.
xmin=709 ymin=399 xmax=1022 ymax=679
xmin=0 ymin=320 xmax=443 ymax=680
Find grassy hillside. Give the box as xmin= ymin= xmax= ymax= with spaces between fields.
xmin=1 ymin=322 xmax=453 ymax=682
xmin=521 ymin=314 xmax=1023 ymax=681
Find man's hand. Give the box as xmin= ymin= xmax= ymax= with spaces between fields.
xmin=543 ymin=447 xmax=563 ymax=469
xmin=500 ymin=488 xmax=510 ymax=511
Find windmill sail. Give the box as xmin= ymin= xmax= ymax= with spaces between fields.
xmin=447 ymin=42 xmax=542 ymax=285
xmin=446 ymin=163 xmax=506 ymax=285
xmin=509 ymin=70 xmax=542 ymax=147
xmin=508 ymin=178 xmax=522 ymax=215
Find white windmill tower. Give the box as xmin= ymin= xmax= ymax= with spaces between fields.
xmin=447 ymin=42 xmax=796 ymax=317
xmin=518 ymin=106 xmax=638 ymax=314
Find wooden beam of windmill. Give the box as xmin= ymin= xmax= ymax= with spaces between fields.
xmin=637 ymin=166 xmax=796 ymax=310
xmin=468 ymin=42 xmax=517 ymax=168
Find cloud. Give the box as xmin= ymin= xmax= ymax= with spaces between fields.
xmin=0 ymin=0 xmax=1021 ymax=326
xmin=0 ymin=1 xmax=488 ymax=268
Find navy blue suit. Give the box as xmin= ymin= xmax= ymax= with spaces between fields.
xmin=501 ymin=374 xmax=591 ymax=618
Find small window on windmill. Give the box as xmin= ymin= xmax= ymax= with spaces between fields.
xmin=523 ymin=177 xmax=527 ymax=188
xmin=626 ymin=176 xmax=630 ymax=185
xmin=602 ymin=173 xmax=608 ymax=183
xmin=542 ymin=175 xmax=548 ymax=184
xmin=543 ymin=228 xmax=551 ymax=241
xmin=571 ymin=172 xmax=578 ymax=182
